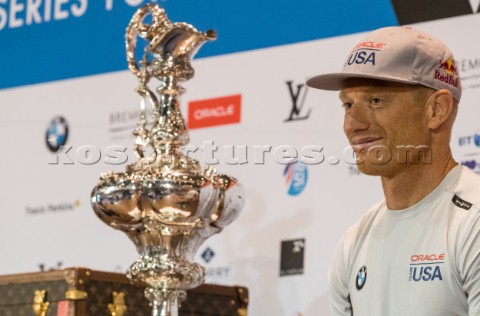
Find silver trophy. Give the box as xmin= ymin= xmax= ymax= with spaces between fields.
xmin=91 ymin=4 xmax=244 ymax=316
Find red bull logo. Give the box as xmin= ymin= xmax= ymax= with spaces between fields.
xmin=438 ymin=59 xmax=458 ymax=75
xmin=434 ymin=58 xmax=459 ymax=87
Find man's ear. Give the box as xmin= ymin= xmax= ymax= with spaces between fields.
xmin=427 ymin=89 xmax=455 ymax=130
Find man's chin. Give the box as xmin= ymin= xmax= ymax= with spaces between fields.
xmin=356 ymin=162 xmax=385 ymax=176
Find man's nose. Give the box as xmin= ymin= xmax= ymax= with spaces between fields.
xmin=344 ymin=103 xmax=370 ymax=134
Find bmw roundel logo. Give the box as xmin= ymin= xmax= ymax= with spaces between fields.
xmin=46 ymin=116 xmax=69 ymax=153
xmin=356 ymin=265 xmax=367 ymax=291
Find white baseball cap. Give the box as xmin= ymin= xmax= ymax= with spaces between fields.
xmin=306 ymin=26 xmax=462 ymax=102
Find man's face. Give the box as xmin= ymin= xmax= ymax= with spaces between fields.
xmin=340 ymin=79 xmax=432 ymax=177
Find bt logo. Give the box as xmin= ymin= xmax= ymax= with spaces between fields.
xmin=458 ymin=129 xmax=480 ymax=146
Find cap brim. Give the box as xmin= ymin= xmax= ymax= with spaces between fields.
xmin=306 ymin=72 xmax=420 ymax=90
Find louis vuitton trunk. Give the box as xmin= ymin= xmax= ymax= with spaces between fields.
xmin=0 ymin=267 xmax=248 ymax=316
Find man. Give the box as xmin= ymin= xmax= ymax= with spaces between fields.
xmin=306 ymin=26 xmax=480 ymax=315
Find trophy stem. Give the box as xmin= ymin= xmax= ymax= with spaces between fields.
xmin=145 ymin=288 xmax=186 ymax=316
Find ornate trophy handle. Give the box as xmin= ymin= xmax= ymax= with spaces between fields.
xmin=126 ymin=3 xmax=167 ymax=79
xmin=126 ymin=3 xmax=216 ymax=81
xmin=133 ymin=76 xmax=158 ymax=159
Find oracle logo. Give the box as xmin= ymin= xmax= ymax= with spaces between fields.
xmin=353 ymin=41 xmax=386 ymax=50
xmin=410 ymin=253 xmax=445 ymax=262
xmin=193 ymin=104 xmax=235 ymax=120
xmin=188 ymin=94 xmax=241 ymax=129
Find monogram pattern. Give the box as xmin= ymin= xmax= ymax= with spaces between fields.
xmin=0 ymin=269 xmax=247 ymax=316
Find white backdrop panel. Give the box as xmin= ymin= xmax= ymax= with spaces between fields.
xmin=1 ymin=13 xmax=480 ymax=316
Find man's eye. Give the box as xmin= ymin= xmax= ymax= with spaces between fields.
xmin=343 ymin=102 xmax=353 ymax=109
xmin=371 ymin=97 xmax=382 ymax=104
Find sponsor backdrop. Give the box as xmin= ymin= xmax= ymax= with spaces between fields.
xmin=1 ymin=0 xmax=480 ymax=315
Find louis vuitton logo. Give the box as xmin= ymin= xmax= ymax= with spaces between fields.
xmin=285 ymin=81 xmax=312 ymax=122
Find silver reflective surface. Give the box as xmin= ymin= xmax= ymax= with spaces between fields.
xmin=91 ymin=4 xmax=244 ymax=316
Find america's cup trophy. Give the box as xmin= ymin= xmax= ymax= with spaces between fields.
xmin=91 ymin=4 xmax=244 ymax=316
